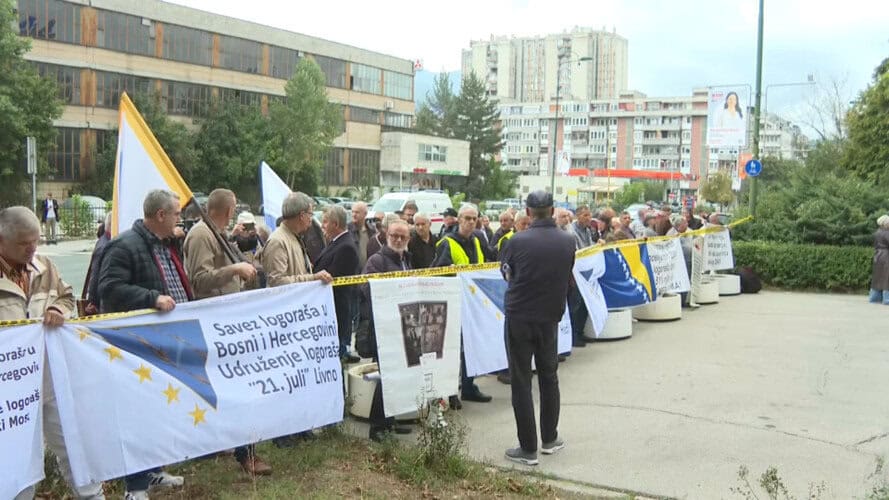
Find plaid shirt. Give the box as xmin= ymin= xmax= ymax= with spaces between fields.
xmin=152 ymin=243 xmax=189 ymax=304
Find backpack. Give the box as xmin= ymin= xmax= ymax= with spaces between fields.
xmin=739 ymin=266 xmax=762 ymax=294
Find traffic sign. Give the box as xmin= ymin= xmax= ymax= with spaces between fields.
xmin=744 ymin=159 xmax=762 ymax=177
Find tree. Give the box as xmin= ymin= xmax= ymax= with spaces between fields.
xmin=614 ymin=182 xmax=646 ymax=208
xmin=796 ymin=75 xmax=853 ymax=141
xmin=193 ymin=99 xmax=271 ymax=205
xmin=699 ymin=171 xmax=734 ymax=208
xmin=0 ymin=1 xmax=62 ymax=204
xmin=450 ymin=72 xmax=504 ymax=200
xmin=843 ymin=56 xmax=889 ymax=186
xmin=480 ymin=158 xmax=518 ymax=200
xmin=415 ymin=73 xmax=457 ymax=138
xmin=267 ymin=58 xmax=342 ymax=195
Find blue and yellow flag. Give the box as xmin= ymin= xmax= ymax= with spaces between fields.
xmin=593 ymin=243 xmax=658 ymax=309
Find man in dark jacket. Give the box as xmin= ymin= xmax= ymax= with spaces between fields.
xmin=314 ymin=205 xmax=361 ymax=363
xmin=41 ymin=192 xmax=61 ymax=244
xmin=408 ymin=212 xmax=438 ymax=269
xmin=348 ymin=202 xmax=379 ymax=269
xmin=96 ymin=189 xmax=190 ymax=498
xmin=360 ymin=219 xmax=413 ymax=441
xmin=437 ymin=207 xmax=459 ymax=238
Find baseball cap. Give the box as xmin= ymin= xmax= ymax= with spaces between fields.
xmin=442 ymin=207 xmax=458 ymax=217
xmin=237 ymin=212 xmax=256 ymax=225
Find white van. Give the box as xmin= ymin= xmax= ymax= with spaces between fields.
xmin=371 ymin=191 xmax=453 ymax=234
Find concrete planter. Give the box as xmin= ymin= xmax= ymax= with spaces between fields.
xmin=599 ymin=308 xmax=633 ymax=339
xmin=633 ymin=294 xmax=682 ymax=321
xmin=347 ymin=362 xmax=379 ymax=419
xmin=713 ymin=273 xmax=742 ymax=296
xmin=698 ymin=279 xmax=721 ymax=304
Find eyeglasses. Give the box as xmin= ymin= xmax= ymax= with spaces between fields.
xmin=387 ymin=233 xmax=410 ymax=241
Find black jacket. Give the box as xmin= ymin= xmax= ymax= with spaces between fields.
xmin=500 ymin=218 xmax=575 ymax=323
xmin=97 ymin=220 xmax=193 ymax=313
xmin=408 ymin=231 xmax=438 ymax=269
xmin=360 ymin=246 xmax=412 ymax=358
xmin=313 ymin=231 xmax=360 ymax=337
xmin=301 ymin=219 xmax=326 ymax=265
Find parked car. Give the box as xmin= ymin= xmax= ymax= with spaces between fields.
xmin=484 ymin=201 xmax=511 ymax=219
xmin=625 ymin=203 xmax=650 ymax=221
xmin=371 ymin=191 xmax=453 ymax=234
xmin=503 ymin=198 xmax=522 ymax=209
xmin=328 ymin=197 xmax=353 ymax=205
xmin=61 ymin=195 xmax=107 ymax=223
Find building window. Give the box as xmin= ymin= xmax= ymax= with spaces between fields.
xmin=96 ymin=71 xmax=154 ymax=108
xmin=219 ymin=36 xmax=262 ymax=74
xmin=418 ymin=144 xmax=447 ymax=162
xmin=384 ymin=112 xmax=412 ymax=128
xmin=50 ymin=127 xmax=80 ymax=181
xmin=33 ymin=62 xmax=80 ymax=104
xmin=162 ymin=24 xmax=212 ymax=66
xmin=269 ymin=46 xmax=301 ymax=79
xmin=349 ymin=106 xmax=380 ymax=124
xmin=163 ymin=81 xmax=212 ymax=117
xmin=321 ymin=148 xmax=344 ymax=185
xmin=17 ymin=0 xmax=81 ymax=44
xmin=350 ymin=148 xmax=380 ymax=186
xmin=383 ymin=70 xmax=412 ymax=100
xmin=219 ymin=88 xmax=262 ymax=108
xmin=96 ymin=10 xmax=153 ymax=56
xmin=351 ymin=63 xmax=381 ymax=94
xmin=313 ymin=55 xmax=346 ymax=89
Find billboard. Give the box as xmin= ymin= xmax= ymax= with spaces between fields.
xmin=707 ymin=87 xmax=749 ymax=148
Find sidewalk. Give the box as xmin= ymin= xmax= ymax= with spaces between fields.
xmin=458 ymin=291 xmax=889 ymax=498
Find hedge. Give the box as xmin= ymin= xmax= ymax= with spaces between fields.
xmin=732 ymin=241 xmax=873 ymax=292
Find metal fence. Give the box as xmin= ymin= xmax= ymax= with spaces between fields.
xmin=54 ymin=206 xmax=106 ymax=239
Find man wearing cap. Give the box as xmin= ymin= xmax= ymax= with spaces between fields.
xmin=432 ymin=205 xmax=491 ymax=406
xmin=438 ymin=207 xmax=459 ymax=238
xmin=230 ymin=211 xmax=263 ymax=258
xmin=500 ymin=190 xmax=575 ymax=466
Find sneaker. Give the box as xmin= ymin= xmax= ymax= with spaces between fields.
xmin=504 ymin=447 xmax=538 ymax=466
xmin=125 ymin=491 xmax=149 ymax=500
xmin=147 ymin=471 xmax=184 ymax=489
xmin=541 ymin=437 xmax=566 ymax=455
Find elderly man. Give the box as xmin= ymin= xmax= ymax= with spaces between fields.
xmin=97 ymin=190 xmax=189 ymax=499
xmin=432 ymin=205 xmax=491 ymax=407
xmin=438 ymin=207 xmax=459 ymax=238
xmin=408 ymin=212 xmax=438 ymax=269
xmin=619 ymin=211 xmax=636 ymax=239
xmin=182 ymin=189 xmax=269 ymax=476
xmin=554 ymin=208 xmax=573 ymax=234
xmin=314 ymin=205 xmax=360 ymax=363
xmin=361 ymin=219 xmax=414 ymax=440
xmin=500 ymin=191 xmax=575 ymax=466
xmin=2 ymin=207 xmax=106 ymax=500
xmin=572 ymin=206 xmax=598 ymax=249
xmin=261 ymin=192 xmax=334 ymax=287
xmin=348 ymin=202 xmax=376 ymax=270
xmin=401 ymin=200 xmax=418 ymax=225
xmin=491 ymin=211 xmax=515 ymax=255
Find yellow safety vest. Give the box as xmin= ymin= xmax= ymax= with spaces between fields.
xmin=496 ymin=230 xmax=515 ymax=252
xmin=436 ymin=235 xmax=485 ymax=265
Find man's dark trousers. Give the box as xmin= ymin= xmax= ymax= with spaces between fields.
xmin=505 ymin=317 xmax=560 ymax=452
xmin=567 ymin=285 xmax=588 ymax=343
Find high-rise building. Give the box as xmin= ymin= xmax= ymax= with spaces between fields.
xmin=16 ymin=0 xmax=419 ymax=195
xmin=759 ymin=113 xmax=809 ymax=160
xmin=461 ymin=27 xmax=628 ymax=103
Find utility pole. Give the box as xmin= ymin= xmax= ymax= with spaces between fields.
xmin=550 ymin=60 xmax=562 ymax=195
xmin=750 ymin=0 xmax=765 ymax=217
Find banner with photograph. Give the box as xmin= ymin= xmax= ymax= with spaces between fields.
xmin=0 ymin=325 xmax=45 ymax=499
xmin=707 ymin=86 xmax=749 ymax=148
xmin=646 ymin=238 xmax=691 ymax=294
xmin=460 ymin=269 xmax=571 ymax=377
xmin=45 ymin=282 xmax=343 ymax=487
xmin=369 ymin=277 xmax=461 ymax=417
xmin=703 ymin=228 xmax=735 ymax=272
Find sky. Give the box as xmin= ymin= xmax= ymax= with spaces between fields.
xmin=171 ymin=0 xmax=888 ymax=127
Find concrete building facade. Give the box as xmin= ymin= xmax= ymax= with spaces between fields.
xmin=17 ymin=0 xmax=418 ymax=196
xmin=380 ymin=132 xmax=470 ymax=192
xmin=461 ymin=27 xmax=629 ymax=103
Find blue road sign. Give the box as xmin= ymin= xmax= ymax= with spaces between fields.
xmin=745 ymin=159 xmax=762 ymax=177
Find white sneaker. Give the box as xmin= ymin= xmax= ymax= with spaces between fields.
xmin=147 ymin=471 xmax=184 ymax=489
xmin=541 ymin=437 xmax=566 ymax=455
xmin=124 ymin=491 xmax=149 ymax=500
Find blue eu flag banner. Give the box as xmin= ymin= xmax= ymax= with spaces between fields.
xmin=599 ymin=243 xmax=658 ymax=309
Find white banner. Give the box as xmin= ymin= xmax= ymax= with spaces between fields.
xmin=45 ymin=282 xmax=343 ymax=487
xmin=571 ymin=253 xmax=609 ymax=338
xmin=707 ymin=86 xmax=749 ymax=148
xmin=646 ymin=239 xmax=691 ymax=294
xmin=369 ymin=278 xmax=461 ymax=417
xmin=0 ymin=325 xmax=45 ymax=499
xmin=690 ymin=236 xmax=705 ymax=306
xmin=460 ymin=269 xmax=570 ymax=377
xmin=703 ymin=228 xmax=735 ymax=272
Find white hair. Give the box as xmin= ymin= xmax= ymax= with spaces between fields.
xmin=878 ymin=215 xmax=889 ymax=229
xmin=458 ymin=205 xmax=478 ymax=218
xmin=0 ymin=207 xmax=40 ymax=239
xmin=413 ymin=212 xmax=430 ymax=223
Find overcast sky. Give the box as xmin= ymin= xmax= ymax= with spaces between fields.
xmin=171 ymin=0 xmax=887 ymax=121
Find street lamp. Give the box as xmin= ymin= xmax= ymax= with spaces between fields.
xmin=549 ymin=54 xmax=593 ymax=195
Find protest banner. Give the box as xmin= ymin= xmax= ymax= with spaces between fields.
xmin=369 ymin=277 xmax=461 ymax=416
xmin=646 ymin=238 xmax=691 ymax=295
xmin=43 ymin=282 xmax=343 ymax=487
xmin=460 ymin=268 xmax=571 ymax=377
xmin=690 ymin=236 xmax=705 ymax=306
xmin=703 ymin=227 xmax=735 ymax=272
xmin=0 ymin=325 xmax=44 ymax=499
xmin=571 ymin=252 xmax=609 ymax=338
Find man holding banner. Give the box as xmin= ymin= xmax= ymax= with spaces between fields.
xmin=500 ymin=191 xmax=575 ymax=466
xmin=97 ymin=190 xmax=190 ymax=499
xmin=1 ymin=207 xmax=106 ymax=500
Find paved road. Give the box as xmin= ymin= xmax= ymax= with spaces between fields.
xmin=459 ymin=291 xmax=889 ymax=498
xmin=38 ymin=240 xmax=95 ymax=297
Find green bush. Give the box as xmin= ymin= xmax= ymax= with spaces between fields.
xmin=733 ymin=240 xmax=874 ymax=292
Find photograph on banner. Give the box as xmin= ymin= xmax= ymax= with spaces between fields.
xmin=571 ymin=252 xmax=609 ymax=338
xmin=703 ymin=228 xmax=735 ymax=272
xmin=460 ymin=269 xmax=570 ymax=377
xmin=646 ymin=239 xmax=691 ymax=295
xmin=707 ymin=86 xmax=749 ymax=148
xmin=45 ymin=282 xmax=343 ymax=487
xmin=370 ymin=277 xmax=461 ymax=417
xmin=0 ymin=325 xmax=45 ymax=499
